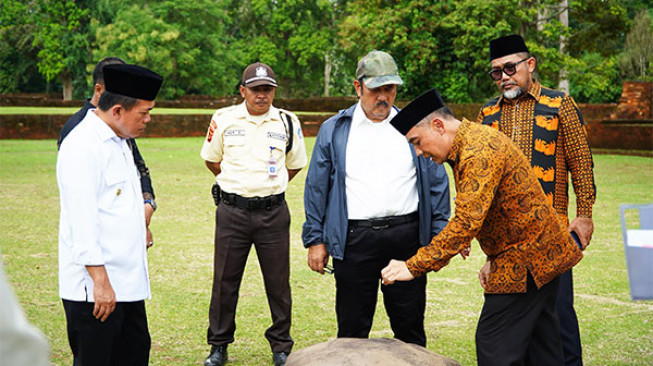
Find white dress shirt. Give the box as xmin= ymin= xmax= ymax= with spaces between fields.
xmin=345 ymin=102 xmax=419 ymax=219
xmin=57 ymin=109 xmax=150 ymax=302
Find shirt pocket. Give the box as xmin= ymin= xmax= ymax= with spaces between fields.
xmin=104 ymin=168 xmax=129 ymax=209
xmin=268 ymin=138 xmax=286 ymax=160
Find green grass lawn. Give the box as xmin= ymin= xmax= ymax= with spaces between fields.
xmin=1 ymin=137 xmax=652 ymax=365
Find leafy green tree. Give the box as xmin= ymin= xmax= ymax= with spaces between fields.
xmin=568 ymin=53 xmax=621 ymax=103
xmin=93 ymin=0 xmax=238 ymax=98
xmin=339 ymin=1 xmax=456 ymax=100
xmin=0 ymin=1 xmax=45 ymax=93
xmin=31 ymin=0 xmax=90 ymax=100
xmin=226 ymin=0 xmax=338 ymax=97
xmin=619 ymin=9 xmax=653 ymax=81
xmin=92 ymin=4 xmax=181 ymax=98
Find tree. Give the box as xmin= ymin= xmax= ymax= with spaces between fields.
xmin=93 ymin=1 xmax=236 ymax=98
xmin=0 ymin=1 xmax=45 ymax=93
xmin=31 ymin=0 xmax=90 ymax=100
xmin=339 ymin=1 xmax=461 ymax=100
xmin=226 ymin=0 xmax=338 ymax=97
xmin=619 ymin=10 xmax=653 ymax=81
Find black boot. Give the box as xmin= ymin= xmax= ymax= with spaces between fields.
xmin=272 ymin=351 xmax=288 ymax=366
xmin=205 ymin=345 xmax=228 ymax=366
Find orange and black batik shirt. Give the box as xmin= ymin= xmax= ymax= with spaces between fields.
xmin=406 ymin=120 xmax=583 ymax=294
xmin=476 ymin=81 xmax=596 ymax=224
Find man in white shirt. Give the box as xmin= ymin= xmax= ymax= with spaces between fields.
xmin=57 ymin=63 xmax=163 ymax=366
xmin=302 ymin=50 xmax=450 ymax=346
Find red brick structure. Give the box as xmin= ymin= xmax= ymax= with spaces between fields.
xmin=613 ymin=82 xmax=652 ymax=120
xmin=0 ymin=92 xmax=651 ymax=153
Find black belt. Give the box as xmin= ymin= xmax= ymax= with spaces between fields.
xmin=221 ymin=191 xmax=284 ymax=210
xmin=348 ymin=212 xmax=419 ymax=230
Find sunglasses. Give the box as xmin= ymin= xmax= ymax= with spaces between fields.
xmin=488 ymin=58 xmax=529 ymax=81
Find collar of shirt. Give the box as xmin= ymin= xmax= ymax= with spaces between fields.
xmin=351 ymin=101 xmax=398 ymax=128
xmin=86 ymin=109 xmax=123 ymax=145
xmin=496 ymin=80 xmax=542 ymax=106
xmin=447 ymin=118 xmax=472 ymax=166
xmin=236 ymin=102 xmax=281 ymax=125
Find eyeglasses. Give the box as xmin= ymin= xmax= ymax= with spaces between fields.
xmin=324 ymin=264 xmax=335 ymax=274
xmin=488 ymin=58 xmax=529 ymax=81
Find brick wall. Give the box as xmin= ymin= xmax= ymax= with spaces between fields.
xmin=0 ymin=93 xmax=651 ymax=152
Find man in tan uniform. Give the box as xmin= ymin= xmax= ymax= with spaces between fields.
xmin=200 ymin=62 xmax=307 ymax=366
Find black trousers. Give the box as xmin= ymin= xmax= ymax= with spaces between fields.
xmin=557 ymin=269 xmax=583 ymax=366
xmin=476 ymin=273 xmax=563 ymax=366
xmin=333 ymin=219 xmax=427 ymax=346
xmin=207 ymin=201 xmax=293 ymax=353
xmin=62 ymin=299 xmax=150 ymax=366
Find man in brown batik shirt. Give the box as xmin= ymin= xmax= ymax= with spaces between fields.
xmin=382 ymin=88 xmax=582 ymax=366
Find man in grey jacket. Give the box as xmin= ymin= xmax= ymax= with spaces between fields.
xmin=302 ymin=50 xmax=450 ymax=346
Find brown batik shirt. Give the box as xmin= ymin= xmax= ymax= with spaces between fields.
xmin=406 ymin=120 xmax=583 ymax=293
xmin=477 ymin=81 xmax=596 ymax=224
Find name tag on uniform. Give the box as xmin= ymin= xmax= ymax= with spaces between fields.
xmin=225 ymin=129 xmax=246 ymax=137
xmin=267 ymin=132 xmax=287 ymax=142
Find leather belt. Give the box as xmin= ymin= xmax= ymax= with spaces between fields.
xmin=348 ymin=212 xmax=419 ymax=230
xmin=221 ymin=191 xmax=284 ymax=210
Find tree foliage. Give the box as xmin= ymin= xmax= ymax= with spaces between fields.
xmin=0 ymin=0 xmax=646 ymax=102
xmin=619 ymin=9 xmax=653 ymax=81
xmin=0 ymin=1 xmax=43 ymax=93
xmin=31 ymin=0 xmax=90 ymax=99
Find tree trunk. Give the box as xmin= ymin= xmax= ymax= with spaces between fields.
xmin=324 ymin=53 xmax=331 ymax=97
xmin=61 ymin=71 xmax=73 ymax=101
xmin=558 ymin=0 xmax=570 ymax=94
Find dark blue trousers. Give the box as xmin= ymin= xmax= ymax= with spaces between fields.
xmin=557 ymin=269 xmax=583 ymax=366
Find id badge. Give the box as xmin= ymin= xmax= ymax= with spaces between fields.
xmin=268 ymin=156 xmax=278 ymax=178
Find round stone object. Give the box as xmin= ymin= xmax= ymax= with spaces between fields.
xmin=286 ymin=338 xmax=461 ymax=366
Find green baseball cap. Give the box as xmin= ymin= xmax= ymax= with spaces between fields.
xmin=356 ymin=50 xmax=403 ymax=89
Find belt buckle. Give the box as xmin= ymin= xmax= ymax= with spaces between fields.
xmin=247 ymin=198 xmax=260 ymax=210
xmin=371 ymin=218 xmax=390 ymax=230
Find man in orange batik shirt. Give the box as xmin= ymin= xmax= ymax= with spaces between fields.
xmin=382 ymin=88 xmax=583 ymax=366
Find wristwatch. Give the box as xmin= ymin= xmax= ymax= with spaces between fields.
xmin=144 ymin=198 xmax=157 ymax=211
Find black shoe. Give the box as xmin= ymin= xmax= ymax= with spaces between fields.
xmin=272 ymin=352 xmax=288 ymax=366
xmin=205 ymin=345 xmax=228 ymax=366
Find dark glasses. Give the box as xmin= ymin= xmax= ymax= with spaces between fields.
xmin=488 ymin=58 xmax=529 ymax=81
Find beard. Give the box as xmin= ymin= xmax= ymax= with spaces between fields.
xmin=501 ymin=81 xmax=525 ymax=100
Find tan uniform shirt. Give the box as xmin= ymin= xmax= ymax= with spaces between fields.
xmin=200 ymin=102 xmax=307 ymax=197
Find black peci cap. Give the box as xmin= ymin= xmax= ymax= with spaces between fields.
xmin=103 ymin=64 xmax=163 ymax=101
xmin=390 ymin=88 xmax=445 ymax=135
xmin=489 ymin=34 xmax=530 ymax=61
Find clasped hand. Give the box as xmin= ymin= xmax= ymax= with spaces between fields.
xmin=381 ymin=259 xmax=415 ymax=285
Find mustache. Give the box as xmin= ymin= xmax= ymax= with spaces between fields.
xmin=375 ymin=101 xmax=389 ymax=108
xmin=500 ymin=81 xmax=517 ymax=88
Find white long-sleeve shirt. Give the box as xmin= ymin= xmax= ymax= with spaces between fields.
xmin=57 ymin=110 xmax=150 ymax=302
